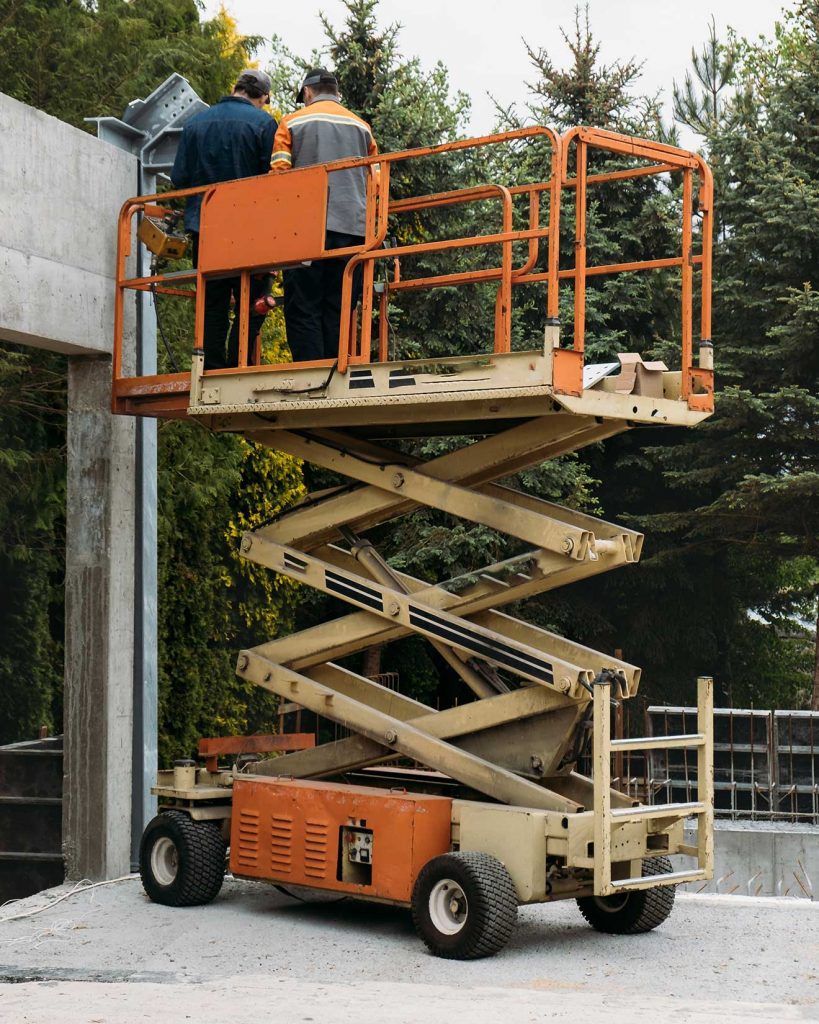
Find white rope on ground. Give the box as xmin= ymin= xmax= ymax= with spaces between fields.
xmin=0 ymin=874 xmax=139 ymax=924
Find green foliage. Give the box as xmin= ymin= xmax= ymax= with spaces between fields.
xmin=0 ymin=0 xmax=259 ymax=126
xmin=673 ymin=18 xmax=740 ymax=139
xmin=156 ymin=424 xmax=303 ymax=764
xmin=623 ymin=1 xmax=819 ymax=706
xmin=519 ymin=5 xmax=647 ymax=128
xmin=2 ymin=0 xmax=817 ymax=749
xmin=0 ymin=1 xmax=302 ymax=750
xmin=0 ymin=344 xmax=66 ymax=743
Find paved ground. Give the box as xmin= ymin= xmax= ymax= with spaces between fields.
xmin=1 ymin=877 xmax=817 ymax=1022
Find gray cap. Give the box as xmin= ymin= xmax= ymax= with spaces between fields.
xmin=236 ymin=68 xmax=272 ymax=95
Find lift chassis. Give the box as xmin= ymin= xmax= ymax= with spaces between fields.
xmin=126 ymin=125 xmax=717 ymax=958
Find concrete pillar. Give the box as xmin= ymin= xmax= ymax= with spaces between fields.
xmin=63 ymin=356 xmax=136 ymax=880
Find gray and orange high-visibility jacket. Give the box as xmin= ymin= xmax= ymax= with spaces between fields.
xmin=270 ymin=95 xmax=378 ymax=237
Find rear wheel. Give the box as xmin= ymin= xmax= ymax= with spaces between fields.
xmin=576 ymin=855 xmax=676 ymax=934
xmin=139 ymin=810 xmax=226 ymax=907
xmin=411 ymin=852 xmax=517 ymax=960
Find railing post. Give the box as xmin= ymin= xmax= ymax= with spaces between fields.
xmin=338 ymin=263 xmax=354 ymax=373
xmin=237 ymin=270 xmax=251 ymax=368
xmin=573 ymin=140 xmax=587 ymax=355
xmin=547 ymin=143 xmax=561 ymax=323
xmin=697 ymin=676 xmax=714 ymax=877
xmin=112 ymin=205 xmax=132 ymax=389
xmin=681 ymin=169 xmax=694 ymax=398
xmin=696 ymin=157 xmax=714 ymax=371
xmin=593 ymin=674 xmax=612 ymax=896
xmin=193 ymin=267 xmax=206 ymax=378
xmin=359 ymin=260 xmax=375 ymax=363
xmin=499 ymin=189 xmax=513 ymax=353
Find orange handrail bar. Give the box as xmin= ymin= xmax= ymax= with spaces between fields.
xmin=561 ymin=126 xmax=713 ymax=399
xmin=112 ymin=123 xmax=712 ymax=413
xmin=112 ymin=125 xmax=562 ymax=390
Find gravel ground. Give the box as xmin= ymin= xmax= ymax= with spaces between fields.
xmin=1 ymin=877 xmax=817 ymax=1022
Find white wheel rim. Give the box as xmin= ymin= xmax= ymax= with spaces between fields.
xmin=151 ymin=836 xmax=179 ymax=886
xmin=428 ymin=878 xmax=468 ymax=935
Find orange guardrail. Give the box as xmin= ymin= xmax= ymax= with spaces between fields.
xmin=112 ymin=125 xmax=713 ymax=413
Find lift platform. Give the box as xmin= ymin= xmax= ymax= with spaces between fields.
xmin=122 ymin=126 xmax=717 ymax=958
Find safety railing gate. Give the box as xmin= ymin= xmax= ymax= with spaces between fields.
xmin=111 ymin=125 xmax=714 ymax=417
xmin=593 ymin=676 xmax=714 ymax=895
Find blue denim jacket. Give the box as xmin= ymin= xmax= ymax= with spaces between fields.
xmin=171 ymin=96 xmax=277 ymax=232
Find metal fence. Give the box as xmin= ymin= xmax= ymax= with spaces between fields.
xmin=577 ymin=703 xmax=819 ymax=824
xmin=282 ymin=675 xmax=819 ymax=825
xmin=644 ymin=706 xmax=818 ymax=824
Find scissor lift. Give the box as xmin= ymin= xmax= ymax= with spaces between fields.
xmin=121 ymin=126 xmax=717 ymax=958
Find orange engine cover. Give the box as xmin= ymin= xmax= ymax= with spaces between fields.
xmin=230 ymin=776 xmax=452 ymax=904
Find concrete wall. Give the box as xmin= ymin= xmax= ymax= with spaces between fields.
xmin=0 ymin=91 xmax=136 ymax=356
xmin=684 ymin=822 xmax=819 ymax=899
xmin=1 ymin=90 xmax=140 ymax=879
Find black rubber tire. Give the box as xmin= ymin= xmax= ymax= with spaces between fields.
xmin=576 ymin=855 xmax=676 ymax=934
xmin=411 ymin=852 xmax=518 ymax=960
xmin=139 ymin=810 xmax=226 ymax=907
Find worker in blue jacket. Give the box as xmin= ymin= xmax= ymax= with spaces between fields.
xmin=171 ymin=69 xmax=277 ymax=370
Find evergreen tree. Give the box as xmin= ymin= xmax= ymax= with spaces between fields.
xmin=0 ymin=0 xmax=256 ymax=124
xmin=0 ymin=346 xmax=66 ymax=742
xmin=0 ymin=1 xmax=302 ymax=750
xmin=645 ymin=1 xmax=819 ymax=707
xmin=264 ymin=2 xmax=611 ymax=700
xmin=489 ymin=6 xmax=704 ymax=693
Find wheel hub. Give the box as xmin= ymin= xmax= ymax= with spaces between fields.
xmin=429 ymin=878 xmax=468 ymax=935
xmin=150 ymin=836 xmax=179 ymax=886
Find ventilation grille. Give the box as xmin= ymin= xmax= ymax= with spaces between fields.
xmin=236 ymin=808 xmax=260 ymax=869
xmin=304 ymin=818 xmax=329 ymax=879
xmin=271 ymin=814 xmax=293 ymax=875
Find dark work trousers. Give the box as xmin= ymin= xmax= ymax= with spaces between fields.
xmin=283 ymin=231 xmax=365 ymax=362
xmin=191 ymin=233 xmax=267 ymax=370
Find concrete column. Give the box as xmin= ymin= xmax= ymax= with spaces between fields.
xmin=63 ymin=356 xmax=136 ymax=880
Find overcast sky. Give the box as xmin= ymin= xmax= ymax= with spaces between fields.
xmin=204 ymin=0 xmax=786 ymax=144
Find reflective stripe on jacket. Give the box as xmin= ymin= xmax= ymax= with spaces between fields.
xmin=271 ymin=96 xmax=378 ymax=236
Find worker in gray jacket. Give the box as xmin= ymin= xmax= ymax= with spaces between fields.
xmin=271 ymin=68 xmax=379 ymax=362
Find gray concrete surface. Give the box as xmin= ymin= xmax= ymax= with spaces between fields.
xmin=1 ymin=877 xmax=817 ymax=1022
xmin=62 ymin=358 xmax=136 ymax=882
xmin=684 ymin=821 xmax=819 ymax=898
xmin=0 ymin=91 xmax=136 ymax=356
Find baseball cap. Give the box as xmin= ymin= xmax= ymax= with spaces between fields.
xmin=296 ymin=68 xmax=338 ymax=103
xmin=236 ymin=68 xmax=272 ymax=95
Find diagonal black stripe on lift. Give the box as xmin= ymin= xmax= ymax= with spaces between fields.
xmin=243 ymin=536 xmax=593 ymax=698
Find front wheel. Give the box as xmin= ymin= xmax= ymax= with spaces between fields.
xmin=576 ymin=855 xmax=676 ymax=934
xmin=411 ymin=852 xmax=517 ymax=960
xmin=139 ymin=810 xmax=226 ymax=907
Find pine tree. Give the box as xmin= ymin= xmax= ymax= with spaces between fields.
xmin=487 ymin=6 xmax=708 ymax=696
xmin=0 ymin=346 xmax=66 ymax=742
xmin=0 ymin=1 xmax=301 ymax=749
xmin=0 ymin=0 xmax=258 ymax=125
xmin=638 ymin=2 xmax=819 ymax=707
